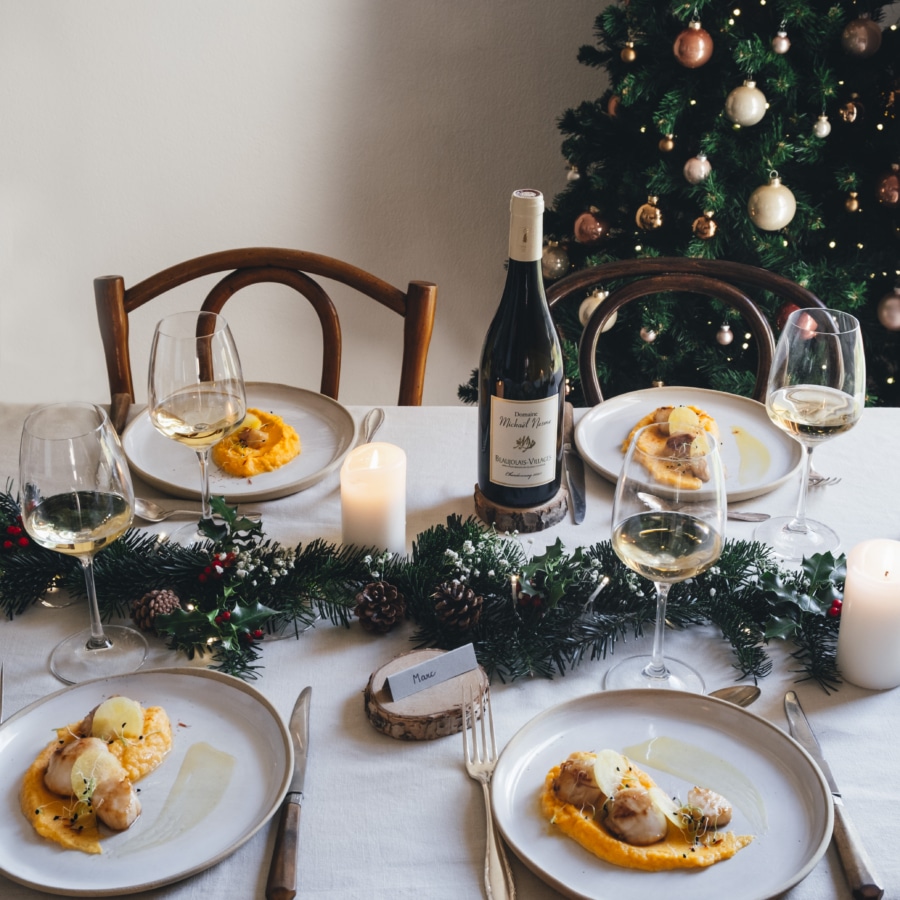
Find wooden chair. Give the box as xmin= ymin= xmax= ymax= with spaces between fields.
xmin=545 ymin=257 xmax=825 ymax=405
xmin=95 ymin=247 xmax=438 ymax=424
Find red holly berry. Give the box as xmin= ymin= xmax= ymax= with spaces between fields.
xmin=253 ymin=628 xmax=264 ymax=639
xmin=17 ymin=536 xmax=28 ymax=547
xmin=220 ymin=610 xmax=231 ymax=621
xmin=828 ymin=599 xmax=843 ymax=618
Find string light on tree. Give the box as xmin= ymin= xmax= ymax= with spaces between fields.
xmin=673 ymin=18 xmax=714 ymax=68
xmin=725 ymin=80 xmax=768 ymax=127
xmin=748 ymin=171 xmax=797 ymax=231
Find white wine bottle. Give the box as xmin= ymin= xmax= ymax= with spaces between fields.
xmin=477 ymin=189 xmax=564 ymax=508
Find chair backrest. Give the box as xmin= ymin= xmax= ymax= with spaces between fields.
xmin=95 ymin=247 xmax=438 ymax=419
xmin=545 ymin=257 xmax=825 ymax=405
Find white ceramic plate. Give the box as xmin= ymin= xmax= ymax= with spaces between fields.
xmin=0 ymin=668 xmax=292 ymax=896
xmin=122 ymin=382 xmax=357 ymax=502
xmin=574 ymin=387 xmax=803 ymax=502
xmin=492 ymin=690 xmax=832 ymax=900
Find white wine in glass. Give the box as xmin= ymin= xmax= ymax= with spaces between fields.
xmin=606 ymin=423 xmax=726 ymax=692
xmin=754 ymin=308 xmax=865 ymax=559
xmin=148 ymin=311 xmax=246 ymax=543
xmin=19 ymin=402 xmax=148 ymax=684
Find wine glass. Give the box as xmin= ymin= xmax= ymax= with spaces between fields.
xmin=605 ymin=423 xmax=726 ymax=692
xmin=148 ymin=311 xmax=246 ymax=543
xmin=754 ymin=308 xmax=865 ymax=560
xmin=19 ymin=402 xmax=148 ymax=684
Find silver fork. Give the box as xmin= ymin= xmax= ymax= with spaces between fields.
xmin=462 ymin=687 xmax=516 ymax=900
xmin=809 ymin=468 xmax=842 ymax=487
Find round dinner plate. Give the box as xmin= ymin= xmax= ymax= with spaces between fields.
xmin=0 ymin=668 xmax=292 ymax=896
xmin=122 ymin=382 xmax=357 ymax=502
xmin=491 ymin=690 xmax=832 ymax=900
xmin=574 ymin=386 xmax=803 ymax=502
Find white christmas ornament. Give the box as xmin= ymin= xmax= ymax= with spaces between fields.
xmin=683 ymin=153 xmax=712 ymax=184
xmin=725 ymin=80 xmax=767 ymax=126
xmin=748 ymin=172 xmax=797 ymax=231
xmin=813 ymin=114 xmax=832 ymax=138
xmin=578 ymin=289 xmax=618 ymax=331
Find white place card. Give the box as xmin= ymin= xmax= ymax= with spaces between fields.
xmin=386 ymin=643 xmax=478 ymax=701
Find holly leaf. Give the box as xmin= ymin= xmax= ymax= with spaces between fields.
xmin=802 ymin=552 xmax=845 ymax=587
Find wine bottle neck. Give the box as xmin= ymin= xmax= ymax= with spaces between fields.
xmin=508 ymin=188 xmax=544 ymax=262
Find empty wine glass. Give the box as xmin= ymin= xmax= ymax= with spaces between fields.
xmin=605 ymin=423 xmax=726 ymax=692
xmin=148 ymin=311 xmax=246 ymax=543
xmin=754 ymin=308 xmax=865 ymax=560
xmin=19 ymin=403 xmax=147 ymax=684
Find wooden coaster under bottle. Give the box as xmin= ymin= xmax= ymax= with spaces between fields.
xmin=473 ymin=483 xmax=569 ymax=533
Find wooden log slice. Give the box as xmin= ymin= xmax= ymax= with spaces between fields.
xmin=473 ymin=483 xmax=569 ymax=533
xmin=364 ymin=648 xmax=489 ymax=741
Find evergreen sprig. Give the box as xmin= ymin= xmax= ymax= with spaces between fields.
xmin=0 ymin=489 xmax=845 ymax=688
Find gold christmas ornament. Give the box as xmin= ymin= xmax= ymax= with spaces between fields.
xmin=578 ymin=289 xmax=618 ymax=332
xmin=541 ymin=241 xmax=570 ymax=281
xmin=635 ymin=195 xmax=663 ymax=230
xmin=673 ymin=20 xmax=714 ymax=68
xmin=747 ymin=172 xmax=797 ymax=231
xmin=683 ymin=153 xmax=712 ymax=184
xmin=845 ymin=191 xmax=860 ymax=213
xmin=607 ymin=95 xmax=621 ymax=117
xmin=725 ymin=80 xmax=767 ymax=126
xmin=658 ymin=133 xmax=675 ymax=153
xmin=640 ymin=326 xmax=658 ymax=343
xmin=839 ymin=95 xmax=863 ymax=123
xmin=841 ymin=17 xmax=882 ymax=58
xmin=772 ymin=29 xmax=791 ymax=54
xmin=877 ymin=287 xmax=900 ymax=331
xmin=813 ymin=114 xmax=832 ymax=138
xmin=620 ymin=41 xmax=637 ymax=63
xmin=875 ymin=164 xmax=900 ymax=208
xmin=692 ymin=210 xmax=718 ymax=240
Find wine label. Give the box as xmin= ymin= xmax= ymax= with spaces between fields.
xmin=488 ymin=395 xmax=558 ymax=488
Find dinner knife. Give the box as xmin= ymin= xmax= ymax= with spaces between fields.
xmin=784 ymin=691 xmax=884 ymax=900
xmin=266 ymin=686 xmax=312 ymax=900
xmin=563 ymin=403 xmax=586 ymax=524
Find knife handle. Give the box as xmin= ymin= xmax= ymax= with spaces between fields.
xmin=832 ymin=799 xmax=884 ymax=899
xmin=266 ymin=793 xmax=302 ymax=900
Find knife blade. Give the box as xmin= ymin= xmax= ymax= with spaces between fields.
xmin=784 ymin=691 xmax=884 ymax=900
xmin=563 ymin=403 xmax=586 ymax=524
xmin=266 ymin=686 xmax=312 ymax=900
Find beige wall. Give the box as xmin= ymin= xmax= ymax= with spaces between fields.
xmin=0 ymin=0 xmax=604 ymax=406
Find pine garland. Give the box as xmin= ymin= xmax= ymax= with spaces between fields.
xmin=0 ymin=489 xmax=844 ymax=688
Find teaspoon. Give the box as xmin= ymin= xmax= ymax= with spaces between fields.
xmin=708 ymin=684 xmax=761 ymax=707
xmin=361 ymin=407 xmax=385 ymax=443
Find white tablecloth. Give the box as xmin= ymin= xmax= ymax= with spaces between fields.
xmin=0 ymin=402 xmax=899 ymax=899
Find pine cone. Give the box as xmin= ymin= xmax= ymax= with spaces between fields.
xmin=131 ymin=589 xmax=182 ymax=633
xmin=354 ymin=581 xmax=406 ymax=634
xmin=433 ymin=579 xmax=483 ymax=631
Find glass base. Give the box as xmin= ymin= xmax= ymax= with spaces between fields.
xmin=162 ymin=521 xmax=215 ymax=547
xmin=603 ymin=655 xmax=706 ymax=693
xmin=50 ymin=625 xmax=149 ymax=685
xmin=754 ymin=515 xmax=840 ymax=561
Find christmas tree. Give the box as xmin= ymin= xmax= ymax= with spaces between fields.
xmin=542 ymin=0 xmax=899 ymax=407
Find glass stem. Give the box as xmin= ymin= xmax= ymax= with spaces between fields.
xmin=197 ymin=448 xmax=212 ymax=519
xmin=788 ymin=445 xmax=814 ymax=534
xmin=82 ymin=557 xmax=112 ymax=651
xmin=645 ymin=582 xmax=671 ymax=679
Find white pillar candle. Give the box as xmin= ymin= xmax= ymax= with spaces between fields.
xmin=340 ymin=442 xmax=407 ymax=555
xmin=836 ymin=539 xmax=900 ymax=690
